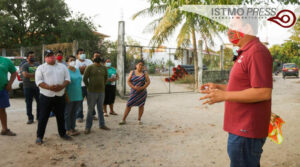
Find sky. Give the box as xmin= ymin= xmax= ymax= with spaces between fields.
xmin=65 ymin=0 xmax=295 ymax=50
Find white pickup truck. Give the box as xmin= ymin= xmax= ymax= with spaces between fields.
xmin=6 ymin=57 xmax=27 ymax=97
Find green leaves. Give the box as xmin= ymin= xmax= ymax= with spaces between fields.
xmin=0 ymin=0 xmax=98 ymax=48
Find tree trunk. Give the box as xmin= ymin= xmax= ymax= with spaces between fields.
xmin=192 ymin=27 xmax=198 ymax=90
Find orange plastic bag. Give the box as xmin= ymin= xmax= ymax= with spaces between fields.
xmin=268 ymin=113 xmax=285 ymax=144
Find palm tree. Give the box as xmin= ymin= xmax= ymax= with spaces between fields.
xmin=132 ymin=0 xmax=233 ymax=89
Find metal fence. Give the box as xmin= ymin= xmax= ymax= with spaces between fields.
xmin=123 ymin=45 xmax=233 ymax=95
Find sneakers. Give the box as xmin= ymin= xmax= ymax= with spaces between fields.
xmin=35 ymin=137 xmax=43 ymax=145
xmin=119 ymin=120 xmax=126 ymax=125
xmin=1 ymin=129 xmax=16 ymax=136
xmin=67 ymin=129 xmax=80 ymax=136
xmin=100 ymin=126 xmax=110 ymax=131
xmin=27 ymin=120 xmax=34 ymax=124
xmin=61 ymin=134 xmax=72 ymax=141
xmin=138 ymin=120 xmax=143 ymax=125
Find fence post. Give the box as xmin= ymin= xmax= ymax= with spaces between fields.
xmin=117 ymin=21 xmax=126 ymax=97
xmin=42 ymin=44 xmax=45 ymax=63
xmin=20 ymin=46 xmax=25 ymax=57
xmin=198 ymin=40 xmax=203 ymax=89
xmin=72 ymin=40 xmax=78 ymax=56
xmin=1 ymin=48 xmax=6 ymax=57
xmin=220 ymin=45 xmax=224 ymax=80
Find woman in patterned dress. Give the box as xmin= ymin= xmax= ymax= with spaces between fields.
xmin=119 ymin=60 xmax=150 ymax=125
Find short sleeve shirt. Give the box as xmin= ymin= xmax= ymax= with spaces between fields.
xmin=66 ymin=68 xmax=83 ymax=102
xmin=22 ymin=62 xmax=40 ymax=88
xmin=224 ymin=38 xmax=273 ymax=138
xmin=35 ymin=63 xmax=70 ymax=97
xmin=107 ymin=67 xmax=117 ymax=85
xmin=0 ymin=57 xmax=17 ymax=91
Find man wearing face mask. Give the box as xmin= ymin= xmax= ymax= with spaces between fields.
xmin=75 ymin=48 xmax=94 ymax=123
xmin=200 ymin=15 xmax=273 ymax=167
xmin=56 ymin=50 xmax=67 ymax=66
xmin=83 ymin=51 xmax=110 ymax=134
xmin=35 ymin=50 xmax=71 ymax=145
xmin=22 ymin=51 xmax=40 ymax=124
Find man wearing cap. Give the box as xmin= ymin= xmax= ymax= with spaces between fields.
xmin=0 ymin=55 xmax=17 ymax=136
xmin=35 ymin=50 xmax=72 ymax=144
xmin=200 ymin=15 xmax=273 ymax=167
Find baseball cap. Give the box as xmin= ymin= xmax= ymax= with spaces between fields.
xmin=44 ymin=50 xmax=54 ymax=57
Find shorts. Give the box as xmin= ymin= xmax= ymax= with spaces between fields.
xmin=0 ymin=89 xmax=10 ymax=108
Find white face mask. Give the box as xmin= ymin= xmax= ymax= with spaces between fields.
xmin=69 ymin=61 xmax=76 ymax=67
xmin=79 ymin=54 xmax=86 ymax=60
xmin=106 ymin=62 xmax=111 ymax=67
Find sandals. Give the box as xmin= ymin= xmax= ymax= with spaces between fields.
xmin=104 ymin=113 xmax=109 ymax=117
xmin=110 ymin=111 xmax=118 ymax=115
xmin=1 ymin=129 xmax=16 ymax=136
xmin=119 ymin=120 xmax=126 ymax=125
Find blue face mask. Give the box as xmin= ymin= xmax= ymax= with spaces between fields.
xmin=79 ymin=54 xmax=86 ymax=60
xmin=106 ymin=62 xmax=111 ymax=67
xmin=232 ymin=46 xmax=240 ymax=56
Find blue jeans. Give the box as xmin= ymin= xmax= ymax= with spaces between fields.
xmin=85 ymin=92 xmax=105 ymax=129
xmin=76 ymin=86 xmax=87 ymax=119
xmin=65 ymin=101 xmax=81 ymax=131
xmin=24 ymin=87 xmax=40 ymax=120
xmin=227 ymin=133 xmax=266 ymax=167
xmin=76 ymin=86 xmax=96 ymax=119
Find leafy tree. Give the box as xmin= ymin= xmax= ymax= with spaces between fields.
xmin=290 ymin=17 xmax=300 ymax=43
xmin=166 ymin=59 xmax=175 ymax=67
xmin=0 ymin=0 xmax=99 ymax=48
xmin=132 ymin=0 xmax=299 ymax=88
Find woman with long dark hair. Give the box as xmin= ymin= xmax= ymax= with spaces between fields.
xmin=119 ymin=60 xmax=150 ymax=125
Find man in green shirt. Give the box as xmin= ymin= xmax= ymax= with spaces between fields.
xmin=83 ymin=51 xmax=110 ymax=134
xmin=0 ymin=56 xmax=17 ymax=136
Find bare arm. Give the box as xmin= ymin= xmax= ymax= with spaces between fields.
xmin=127 ymin=71 xmax=135 ymax=89
xmin=225 ymin=88 xmax=272 ymax=103
xmin=22 ymin=71 xmax=35 ymax=78
xmin=200 ymin=87 xmax=272 ymax=105
xmin=141 ymin=72 xmax=150 ymax=89
xmin=6 ymin=72 xmax=17 ymax=91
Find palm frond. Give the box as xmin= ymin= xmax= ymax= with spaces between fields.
xmin=132 ymin=5 xmax=168 ymax=20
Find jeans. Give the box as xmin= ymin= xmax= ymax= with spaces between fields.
xmin=37 ymin=94 xmax=66 ymax=139
xmin=65 ymin=101 xmax=81 ymax=131
xmin=24 ymin=87 xmax=40 ymax=120
xmin=227 ymin=133 xmax=266 ymax=167
xmin=76 ymin=86 xmax=96 ymax=119
xmin=85 ymin=92 xmax=105 ymax=129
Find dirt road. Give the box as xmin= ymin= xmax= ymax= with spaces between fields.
xmin=0 ymin=76 xmax=299 ymax=167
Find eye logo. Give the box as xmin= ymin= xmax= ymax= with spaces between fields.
xmin=267 ymin=10 xmax=296 ymax=28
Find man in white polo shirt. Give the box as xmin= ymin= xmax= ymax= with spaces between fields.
xmin=35 ymin=50 xmax=71 ymax=145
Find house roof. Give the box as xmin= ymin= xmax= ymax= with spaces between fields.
xmin=93 ymin=31 xmax=110 ymax=38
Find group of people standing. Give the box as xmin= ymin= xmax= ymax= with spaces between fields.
xmin=0 ymin=48 xmax=151 ymax=145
